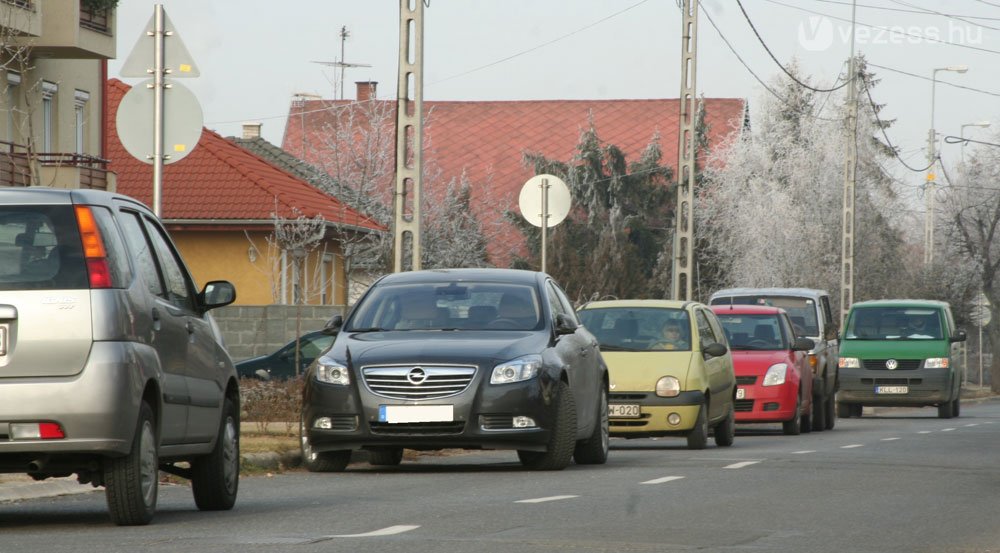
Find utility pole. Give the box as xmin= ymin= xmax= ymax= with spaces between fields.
xmin=393 ymin=0 xmax=424 ymax=272
xmin=923 ymin=127 xmax=936 ymax=265
xmin=839 ymin=0 xmax=858 ymax=326
xmin=672 ymin=0 xmax=698 ymax=301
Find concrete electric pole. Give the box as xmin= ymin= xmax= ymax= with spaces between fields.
xmin=839 ymin=0 xmax=858 ymax=326
xmin=393 ymin=0 xmax=424 ymax=272
xmin=672 ymin=0 xmax=698 ymax=301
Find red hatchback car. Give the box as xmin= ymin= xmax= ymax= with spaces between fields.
xmin=711 ymin=305 xmax=816 ymax=435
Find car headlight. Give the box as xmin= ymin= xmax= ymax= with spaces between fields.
xmin=315 ymin=358 xmax=350 ymax=385
xmin=655 ymin=376 xmax=681 ymax=398
xmin=839 ymin=357 xmax=861 ymax=369
xmin=762 ymin=363 xmax=788 ymax=386
xmin=925 ymin=358 xmax=949 ymax=368
xmin=491 ymin=355 xmax=541 ymax=384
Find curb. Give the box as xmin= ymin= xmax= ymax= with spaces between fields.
xmin=0 ymin=477 xmax=97 ymax=503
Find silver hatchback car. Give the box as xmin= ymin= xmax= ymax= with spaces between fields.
xmin=0 ymin=187 xmax=239 ymax=525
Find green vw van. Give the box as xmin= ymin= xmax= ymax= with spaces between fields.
xmin=838 ymin=300 xmax=966 ymax=419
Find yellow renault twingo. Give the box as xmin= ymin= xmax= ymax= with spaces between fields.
xmin=577 ymin=300 xmax=736 ymax=449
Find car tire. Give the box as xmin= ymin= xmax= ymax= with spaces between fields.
xmin=837 ymin=401 xmax=856 ymax=418
xmin=801 ymin=399 xmax=812 ymax=434
xmin=824 ymin=393 xmax=837 ymax=430
xmin=714 ymin=403 xmax=735 ymax=447
xmin=105 ymin=401 xmax=158 ymax=526
xmin=300 ymin=420 xmax=351 ymax=472
xmin=574 ymin=385 xmax=609 ymax=464
xmin=686 ymin=402 xmax=709 ymax=450
xmin=191 ymin=397 xmax=240 ymax=511
xmin=368 ymin=447 xmax=404 ymax=466
xmin=518 ymin=381 xmax=577 ymax=470
xmin=938 ymin=400 xmax=955 ymax=419
xmin=811 ymin=392 xmax=827 ymax=431
xmin=783 ymin=396 xmax=802 ymax=436
xmin=953 ymin=397 xmax=961 ymax=418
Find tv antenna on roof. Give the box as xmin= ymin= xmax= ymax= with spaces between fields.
xmin=311 ymin=26 xmax=371 ymax=100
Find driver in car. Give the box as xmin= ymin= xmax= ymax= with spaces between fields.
xmin=653 ymin=321 xmax=688 ymax=350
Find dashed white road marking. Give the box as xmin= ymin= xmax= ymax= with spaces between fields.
xmin=516 ymin=495 xmax=579 ymax=504
xmin=841 ymin=444 xmax=864 ymax=449
xmin=327 ymin=525 xmax=420 ymax=538
xmin=791 ymin=450 xmax=815 ymax=455
xmin=641 ymin=476 xmax=685 ymax=485
xmin=941 ymin=428 xmax=956 ymax=432
xmin=918 ymin=431 xmax=933 ymax=434
xmin=965 ymin=424 xmax=979 ymax=427
xmin=881 ymin=437 xmax=901 ymax=442
xmin=724 ymin=461 xmax=761 ymax=469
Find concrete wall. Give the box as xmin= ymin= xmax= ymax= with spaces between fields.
xmin=212 ymin=303 xmax=347 ymax=362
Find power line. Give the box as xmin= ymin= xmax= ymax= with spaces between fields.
xmin=734 ymin=0 xmax=850 ymax=92
xmin=970 ymin=0 xmax=1000 ymax=9
xmin=860 ymin=80 xmax=937 ymax=172
xmin=699 ymin=2 xmax=845 ymax=122
xmin=811 ymin=0 xmax=1000 ymax=21
xmin=763 ymin=0 xmax=1000 ymax=55
xmin=886 ymin=0 xmax=1000 ymax=30
xmin=866 ymin=62 xmax=1000 ymax=99
xmin=944 ymin=135 xmax=1000 ymax=149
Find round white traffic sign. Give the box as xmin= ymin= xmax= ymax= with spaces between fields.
xmin=116 ymin=79 xmax=203 ymax=165
xmin=518 ymin=174 xmax=571 ymax=228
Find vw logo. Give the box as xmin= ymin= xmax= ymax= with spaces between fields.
xmin=885 ymin=359 xmax=898 ymax=370
xmin=407 ymin=367 xmax=429 ymax=385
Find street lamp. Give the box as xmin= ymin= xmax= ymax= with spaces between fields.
xmin=924 ymin=65 xmax=969 ymax=266
xmin=960 ymin=120 xmax=991 ymax=162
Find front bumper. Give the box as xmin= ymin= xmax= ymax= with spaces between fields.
xmin=608 ymin=390 xmax=705 ymax=437
xmin=838 ymin=367 xmax=956 ymax=406
xmin=734 ymin=382 xmax=799 ymax=423
xmin=303 ymin=372 xmax=560 ymax=453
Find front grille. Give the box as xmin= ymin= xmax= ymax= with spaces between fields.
xmin=610 ymin=417 xmax=649 ymax=428
xmin=735 ymin=400 xmax=754 ymax=412
xmin=324 ymin=415 xmax=358 ymax=431
xmin=369 ymin=421 xmax=466 ymax=435
xmin=362 ymin=365 xmax=476 ymax=400
xmin=862 ymin=359 xmax=921 ymax=370
xmin=736 ymin=376 xmax=757 ymax=386
xmin=860 ymin=378 xmax=921 ymax=386
xmin=609 ymin=393 xmax=647 ymax=401
xmin=481 ymin=414 xmax=513 ymax=430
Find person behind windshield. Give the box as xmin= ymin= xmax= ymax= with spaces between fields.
xmin=653 ymin=321 xmax=688 ymax=350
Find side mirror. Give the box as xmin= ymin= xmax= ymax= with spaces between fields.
xmin=200 ymin=280 xmax=236 ymax=310
xmin=951 ymin=329 xmax=968 ymax=343
xmin=254 ymin=369 xmax=272 ymax=382
xmin=793 ymin=337 xmax=816 ymax=351
xmin=703 ymin=342 xmax=728 ymax=358
xmin=322 ymin=314 xmax=344 ymax=335
xmin=554 ymin=313 xmax=578 ymax=335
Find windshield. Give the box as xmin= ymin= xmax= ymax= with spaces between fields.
xmin=844 ymin=306 xmax=944 ymax=340
xmin=578 ymin=307 xmax=691 ymax=352
xmin=716 ymin=313 xmax=789 ymax=351
xmin=347 ymin=282 xmax=542 ymax=331
xmin=711 ymin=295 xmax=819 ymax=337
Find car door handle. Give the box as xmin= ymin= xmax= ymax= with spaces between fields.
xmin=151 ymin=307 xmax=161 ymax=331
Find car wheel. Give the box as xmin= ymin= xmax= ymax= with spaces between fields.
xmin=801 ymin=398 xmax=812 ymax=434
xmin=368 ymin=447 xmax=404 ymax=466
xmin=518 ymin=381 xmax=577 ymax=470
xmin=573 ymin=385 xmax=609 ymax=464
xmin=105 ymin=401 xmax=158 ymax=526
xmin=953 ymin=397 xmax=961 ymax=418
xmin=824 ymin=393 xmax=837 ymax=430
xmin=811 ymin=392 xmax=827 ymax=431
xmin=191 ymin=397 xmax=240 ymax=511
xmin=301 ymin=420 xmax=351 ymax=472
xmin=837 ymin=401 xmax=855 ymax=418
xmin=686 ymin=402 xmax=709 ymax=450
xmin=714 ymin=403 xmax=735 ymax=447
xmin=783 ymin=395 xmax=802 ymax=436
xmin=938 ymin=400 xmax=955 ymax=419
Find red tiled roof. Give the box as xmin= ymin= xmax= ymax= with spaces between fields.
xmin=104 ymin=79 xmax=382 ymax=232
xmin=283 ymin=96 xmax=746 ymax=265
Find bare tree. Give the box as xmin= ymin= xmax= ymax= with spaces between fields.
xmin=0 ymin=4 xmax=40 ymax=186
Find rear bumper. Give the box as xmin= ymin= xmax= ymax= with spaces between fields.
xmin=838 ymin=367 xmax=956 ymax=405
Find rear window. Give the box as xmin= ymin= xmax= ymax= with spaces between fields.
xmin=0 ymin=206 xmax=88 ymax=290
xmin=711 ymin=295 xmax=819 ymax=337
xmin=844 ymin=306 xmax=944 ymax=341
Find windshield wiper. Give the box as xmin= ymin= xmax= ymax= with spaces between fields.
xmin=598 ymin=344 xmax=644 ymax=352
xmin=348 ymin=327 xmax=387 ymax=333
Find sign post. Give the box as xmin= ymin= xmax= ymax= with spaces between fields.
xmin=519 ymin=174 xmax=570 ymax=274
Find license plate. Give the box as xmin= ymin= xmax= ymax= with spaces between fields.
xmin=736 ymin=387 xmax=746 ymax=400
xmin=608 ymin=404 xmax=641 ymax=418
xmin=875 ymin=386 xmax=908 ymax=395
xmin=379 ymin=405 xmax=454 ymax=423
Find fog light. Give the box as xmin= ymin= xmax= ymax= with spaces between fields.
xmin=11 ymin=422 xmax=65 ymax=440
xmin=667 ymin=413 xmax=682 ymax=426
xmin=764 ymin=403 xmax=780 ymax=412
xmin=513 ymin=416 xmax=536 ymax=428
xmin=313 ymin=417 xmax=333 ymax=430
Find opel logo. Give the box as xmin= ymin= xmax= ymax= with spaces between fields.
xmin=407 ymin=367 xmax=429 ymax=385
xmin=886 ymin=359 xmax=898 ymax=370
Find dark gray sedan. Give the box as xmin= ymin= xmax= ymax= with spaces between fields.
xmin=301 ymin=268 xmax=609 ymax=471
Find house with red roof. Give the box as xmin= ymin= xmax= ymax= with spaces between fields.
xmin=105 ymin=78 xmax=384 ymax=306
xmin=282 ymin=81 xmax=746 ymax=267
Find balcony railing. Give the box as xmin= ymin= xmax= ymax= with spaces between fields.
xmin=0 ymin=142 xmax=113 ymax=191
xmin=0 ymin=141 xmax=32 ymax=187
xmin=79 ymin=3 xmax=111 ymax=34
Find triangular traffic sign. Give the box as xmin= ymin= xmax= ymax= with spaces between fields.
xmin=120 ymin=10 xmax=200 ymax=78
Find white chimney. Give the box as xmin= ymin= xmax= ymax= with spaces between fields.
xmin=242 ymin=122 xmax=262 ymax=139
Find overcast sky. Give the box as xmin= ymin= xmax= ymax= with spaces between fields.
xmin=108 ymin=1 xmax=1000 ymax=194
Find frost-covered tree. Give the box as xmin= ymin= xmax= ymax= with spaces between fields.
xmin=511 ymin=122 xmax=674 ymax=303
xmin=697 ymin=59 xmax=911 ymax=309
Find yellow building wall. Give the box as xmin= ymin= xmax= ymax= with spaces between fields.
xmin=171 ymin=230 xmax=347 ymax=306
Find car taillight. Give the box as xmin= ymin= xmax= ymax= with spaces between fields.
xmin=74 ymin=205 xmax=112 ymax=289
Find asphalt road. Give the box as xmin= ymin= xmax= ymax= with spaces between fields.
xmin=3 ymin=399 xmax=1000 ymax=553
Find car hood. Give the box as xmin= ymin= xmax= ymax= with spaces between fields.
xmin=600 ymin=351 xmax=693 ymax=392
xmin=729 ymin=350 xmax=793 ymax=375
xmin=840 ymin=340 xmax=949 ymax=359
xmin=332 ymin=330 xmax=549 ymax=367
